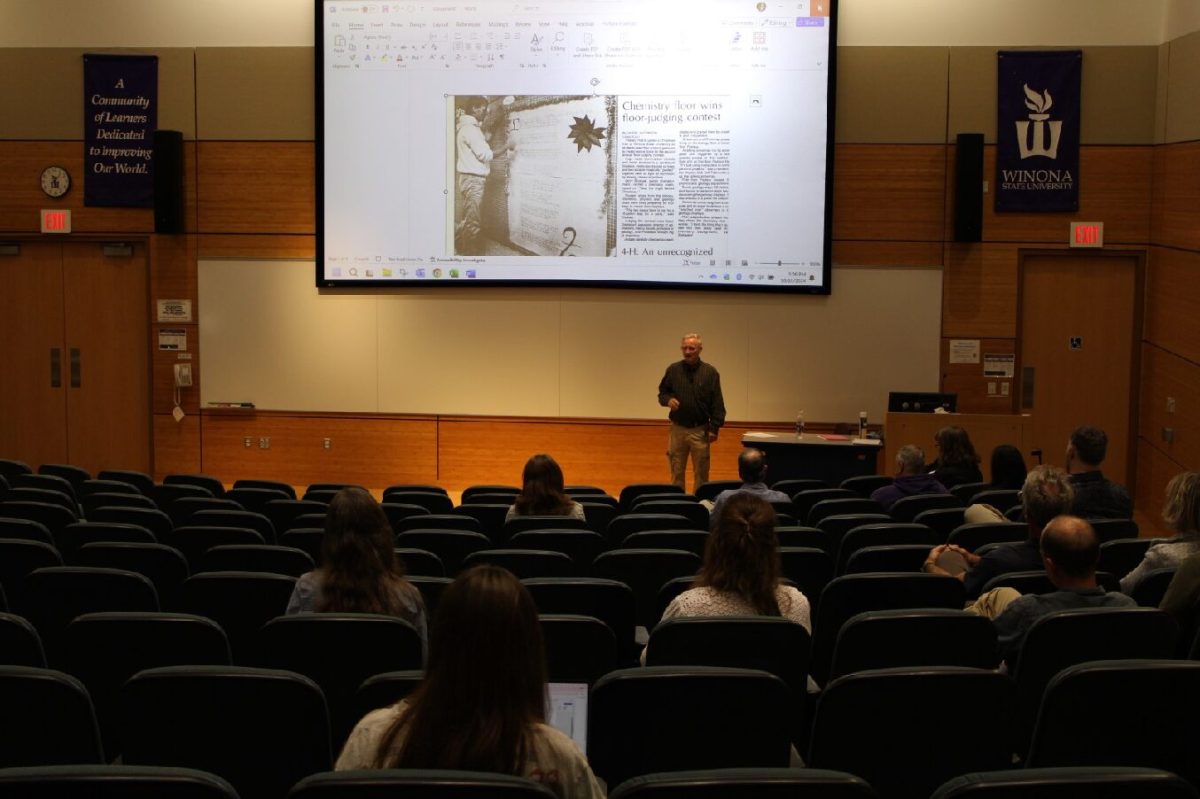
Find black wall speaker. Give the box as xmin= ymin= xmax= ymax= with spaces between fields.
xmin=153 ymin=129 xmax=185 ymax=234
xmin=954 ymin=132 xmax=984 ymax=243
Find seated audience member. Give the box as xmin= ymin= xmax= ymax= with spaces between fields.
xmin=963 ymin=444 xmax=1030 ymax=523
xmin=337 ymin=565 xmax=605 ymax=799
xmin=1160 ymin=551 xmax=1200 ymax=634
xmin=926 ymin=426 xmax=984 ymax=489
xmin=1065 ymin=425 xmax=1132 ymax=519
xmin=924 ymin=465 xmax=1074 ymax=599
xmin=645 ymin=493 xmax=811 ymax=664
xmin=505 ymin=453 xmax=586 ymax=524
xmin=1122 ymin=471 xmax=1200 ymax=593
xmin=870 ymin=444 xmax=947 ymax=512
xmin=988 ymin=444 xmax=1028 ymax=490
xmin=287 ymin=487 xmax=427 ymax=644
xmin=984 ymin=516 xmax=1135 ymax=665
xmin=708 ymin=448 xmax=791 ymax=521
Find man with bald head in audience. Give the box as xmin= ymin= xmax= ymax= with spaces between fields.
xmin=709 ymin=448 xmax=790 ymax=523
xmin=924 ymin=465 xmax=1074 ymax=599
xmin=988 ymin=515 xmax=1136 ymax=665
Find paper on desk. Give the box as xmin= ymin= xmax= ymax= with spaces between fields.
xmin=743 ymin=432 xmax=774 ymax=438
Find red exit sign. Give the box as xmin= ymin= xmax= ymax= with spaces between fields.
xmin=41 ymin=209 xmax=72 ymax=233
xmin=1069 ymin=221 xmax=1103 ymax=248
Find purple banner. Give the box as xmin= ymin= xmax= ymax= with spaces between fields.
xmin=995 ymin=50 xmax=1081 ymax=213
xmin=84 ymin=54 xmax=157 ymax=207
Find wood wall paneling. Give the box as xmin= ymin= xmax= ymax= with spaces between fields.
xmin=1144 ymin=247 xmax=1200 ymax=364
xmin=0 ymin=142 xmax=153 ymax=233
xmin=939 ymin=337 xmax=1018 ymax=414
xmin=951 ymin=146 xmax=1153 ymax=244
xmin=195 ymin=47 xmax=314 ymax=141
xmin=1135 ymin=437 xmax=1184 ymax=539
xmin=198 ymin=234 xmax=316 ymax=260
xmin=1139 ymin=342 xmax=1200 ymax=470
xmin=832 ymin=241 xmax=944 ymax=267
xmin=153 ymin=411 xmax=202 ymax=479
xmin=199 ymin=413 xmax=438 ymax=489
xmin=941 ymin=243 xmax=1020 ymax=339
xmin=1150 ymin=142 xmax=1200 ymax=251
xmin=196 ymin=142 xmax=314 ymax=234
xmin=832 ymin=144 xmax=947 ymax=242
xmin=884 ymin=411 xmax=1033 ymax=484
xmin=834 ymin=47 xmax=949 ymax=144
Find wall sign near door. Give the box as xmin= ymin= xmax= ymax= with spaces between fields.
xmin=1069 ymin=337 xmax=1083 ymax=350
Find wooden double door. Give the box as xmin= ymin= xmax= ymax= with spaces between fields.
xmin=0 ymin=240 xmax=150 ymax=474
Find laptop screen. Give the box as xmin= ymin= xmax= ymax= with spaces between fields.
xmin=546 ymin=682 xmax=589 ymax=754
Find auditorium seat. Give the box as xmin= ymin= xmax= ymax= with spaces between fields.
xmin=170 ymin=526 xmax=266 ymax=570
xmin=190 ymin=509 xmax=276 ymax=545
xmin=3 ymin=487 xmax=79 ymax=518
xmin=449 ymin=503 xmax=508 ymax=541
xmin=78 ymin=478 xmax=142 ymax=499
xmin=168 ymin=497 xmax=242 ymax=529
xmin=285 ymin=512 xmax=328 ymax=534
xmin=694 ymin=479 xmax=741 ymax=501
xmin=540 ymin=613 xmax=618 ymax=684
xmin=590 ymin=666 xmax=792 ymax=787
xmin=839 ymin=475 xmax=893 ymax=498
xmin=809 ymin=667 xmax=1015 ymax=799
xmin=619 ymin=483 xmax=684 ymax=512
xmin=57 ymin=521 xmax=157 ymax=561
xmin=394 ymin=547 xmax=445 ymax=577
xmin=775 ymin=525 xmax=830 ymax=553
xmin=0 ymin=612 xmax=46 ymax=667
xmin=120 ymin=665 xmax=331 ymax=799
xmin=97 ymin=469 xmax=154 ymax=496
xmin=506 ymin=529 xmax=608 ymax=570
xmin=790 ymin=489 xmax=855 ymax=521
xmin=931 ymin=767 xmax=1198 ymax=799
xmin=606 ymin=513 xmax=693 ymax=548
xmin=0 ymin=516 xmax=56 ymax=547
xmin=632 ymin=492 xmax=700 ymax=509
xmin=0 ymin=665 xmax=104 ymax=766
xmin=0 ymin=764 xmax=241 ymax=799
xmin=502 ymin=514 xmax=590 ymax=541
xmin=809 ymin=573 xmax=966 ymax=686
xmin=828 ymin=609 xmax=998 ymax=680
xmin=198 ymin=544 xmax=314 ymax=577
xmin=460 ymin=491 xmax=521 ymax=506
xmin=949 ymin=481 xmax=991 ymax=505
xmin=0 ymin=458 xmax=33 ymax=481
xmin=225 ymin=486 xmax=292 ymax=515
xmin=461 ymin=484 xmax=520 ymax=501
xmin=281 ymin=529 xmax=324 ymax=564
xmin=17 ymin=566 xmax=159 ymax=666
xmin=1011 ymin=607 xmax=1179 ymax=752
xmin=231 ymin=478 xmax=296 ymax=499
xmin=301 ymin=489 xmax=340 ymax=505
xmin=815 ymin=514 xmax=892 ymax=550
xmin=290 ymin=769 xmax=557 ymax=799
xmin=564 ymin=485 xmax=608 ymax=497
xmin=968 ymin=489 xmax=1022 ymax=514
xmin=0 ymin=501 xmax=78 ymax=542
xmin=384 ymin=483 xmax=449 ymax=497
xmin=177 ymin=571 xmax=296 ymax=663
xmin=888 ymin=493 xmax=961 ymax=523
xmin=807 ymin=498 xmax=882 ymax=528
xmin=382 ymin=490 xmax=454 ymax=514
xmin=396 ymin=530 xmax=491 ymax=574
xmin=1026 ymin=660 xmax=1200 ymax=785
xmin=946 ymin=521 xmax=1027 ymax=553
xmin=608 ymin=768 xmax=878 ymax=799
xmin=1089 ymin=517 xmax=1140 ymax=543
xmin=75 ymin=543 xmax=190 ymax=609
xmin=12 ymin=473 xmax=78 ymax=502
xmin=264 ymin=500 xmax=329 ymax=539
xmin=622 ymin=530 xmax=708 ymax=557
xmin=834 ymin=523 xmax=939 ymax=576
xmin=0 ymin=538 xmax=63 ymax=602
xmin=778 ymin=547 xmax=834 ymax=614
xmin=351 ymin=669 xmax=425 ymax=724
xmin=256 ymin=613 xmax=423 ymax=748
xmin=407 ymin=576 xmax=452 ymax=615
xmin=592 ymin=548 xmax=702 ymax=629
xmin=88 ymin=506 xmax=172 ymax=541
xmin=1130 ymin=568 xmax=1176 ymax=607
xmin=581 ymin=501 xmax=618 ymax=535
xmin=635 ymin=501 xmax=709 ymax=530
xmin=63 ymin=612 xmax=232 ymax=758
xmin=1099 ymin=537 xmax=1158 ymax=579
xmin=149 ymin=483 xmax=214 ymax=514
xmin=394 ymin=513 xmax=482 ymax=534
xmin=164 ymin=473 xmax=226 ymax=498
xmin=462 ymin=548 xmax=576 ymax=579
xmin=843 ymin=544 xmax=931 ymax=575
xmin=81 ymin=492 xmax=156 ymax=517
xmin=912 ymin=507 xmax=965 ymax=540
xmin=524 ymin=577 xmax=637 ymax=664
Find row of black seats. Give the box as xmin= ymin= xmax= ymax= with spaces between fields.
xmin=4 ymin=654 xmax=1200 ymax=799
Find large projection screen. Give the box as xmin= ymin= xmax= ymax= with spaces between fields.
xmin=316 ymin=0 xmax=837 ymax=293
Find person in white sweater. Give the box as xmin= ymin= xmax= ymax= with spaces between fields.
xmin=1121 ymin=471 xmax=1200 ymax=593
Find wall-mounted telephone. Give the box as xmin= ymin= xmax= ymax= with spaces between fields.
xmin=174 ymin=363 xmax=193 ymax=387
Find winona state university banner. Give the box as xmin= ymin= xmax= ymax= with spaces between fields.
xmin=995 ymin=50 xmax=1081 ymax=212
xmin=83 ymin=54 xmax=158 ymax=207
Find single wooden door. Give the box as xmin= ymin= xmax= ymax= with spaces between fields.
xmin=1018 ymin=251 xmax=1141 ymax=486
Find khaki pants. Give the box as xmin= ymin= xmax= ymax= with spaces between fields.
xmin=668 ymin=423 xmax=710 ymax=491
xmin=965 ymin=587 xmax=1022 ymax=619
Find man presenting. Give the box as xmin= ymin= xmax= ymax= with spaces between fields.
xmin=454 ymin=96 xmax=493 ymax=256
xmin=658 ymin=333 xmax=725 ymax=491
